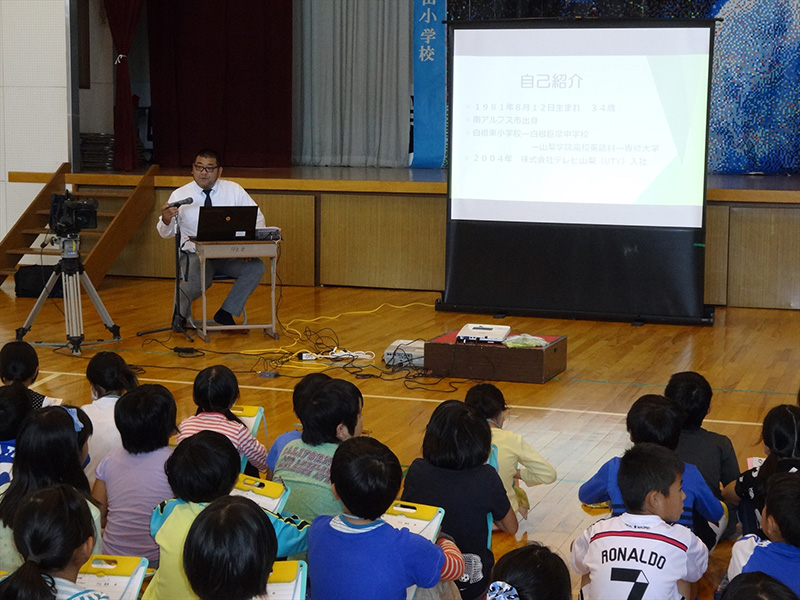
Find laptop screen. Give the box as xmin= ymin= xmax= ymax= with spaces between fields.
xmin=195 ymin=206 xmax=258 ymax=242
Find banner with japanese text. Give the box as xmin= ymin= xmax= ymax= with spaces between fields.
xmin=411 ymin=0 xmax=447 ymax=168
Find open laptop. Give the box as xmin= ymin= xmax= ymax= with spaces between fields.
xmin=456 ymin=323 xmax=511 ymax=343
xmin=194 ymin=206 xmax=258 ymax=242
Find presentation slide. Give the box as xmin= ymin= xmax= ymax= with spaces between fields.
xmin=450 ymin=25 xmax=713 ymax=228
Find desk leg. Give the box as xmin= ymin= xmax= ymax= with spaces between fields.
xmin=269 ymin=254 xmax=279 ymax=339
xmin=199 ymin=255 xmax=209 ymax=342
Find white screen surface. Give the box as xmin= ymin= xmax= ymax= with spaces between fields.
xmin=450 ymin=25 xmax=712 ymax=228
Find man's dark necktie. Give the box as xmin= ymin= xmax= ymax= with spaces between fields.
xmin=203 ymin=190 xmax=212 ymax=207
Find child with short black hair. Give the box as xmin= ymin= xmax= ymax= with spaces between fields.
xmin=487 ymin=542 xmax=571 ymax=600
xmin=464 ymin=383 xmax=556 ymax=519
xmin=0 ymin=484 xmax=109 ymax=600
xmin=82 ymin=351 xmax=139 ymax=485
xmin=572 ymin=443 xmax=708 ymax=600
xmin=0 ymin=341 xmax=61 ymax=409
xmin=666 ymin=372 xmax=739 ymax=505
xmin=308 ymin=436 xmax=464 ymax=599
xmin=143 ymin=431 xmax=309 ymax=600
xmin=92 ymin=384 xmax=176 ymax=564
xmin=402 ymin=400 xmax=517 ymax=600
xmin=0 ymin=406 xmax=101 ymax=571
xmin=0 ymin=382 xmax=32 ymax=487
xmin=726 ymin=472 xmax=800 ymax=596
xmin=266 ymin=372 xmax=331 ymax=472
xmin=579 ymin=394 xmax=724 ymax=549
xmin=183 ymin=495 xmax=278 ymax=600
xmin=177 ymin=365 xmax=268 ymax=475
xmin=273 ymin=378 xmax=364 ymax=522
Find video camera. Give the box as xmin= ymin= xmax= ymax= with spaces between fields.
xmin=49 ymin=191 xmax=98 ymax=237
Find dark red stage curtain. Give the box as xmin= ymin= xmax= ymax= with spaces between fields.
xmin=147 ymin=0 xmax=292 ymax=168
xmin=104 ymin=0 xmax=144 ymax=171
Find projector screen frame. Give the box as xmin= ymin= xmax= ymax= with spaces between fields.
xmin=439 ymin=18 xmax=717 ymax=326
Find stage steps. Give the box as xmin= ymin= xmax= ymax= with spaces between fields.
xmin=0 ymin=164 xmax=159 ymax=287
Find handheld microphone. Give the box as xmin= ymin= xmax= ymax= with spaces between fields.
xmin=167 ymin=197 xmax=194 ymax=208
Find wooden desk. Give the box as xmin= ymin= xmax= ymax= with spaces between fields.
xmin=193 ymin=240 xmax=279 ymax=341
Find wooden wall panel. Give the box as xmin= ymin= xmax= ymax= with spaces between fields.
xmin=109 ymin=189 xmax=316 ymax=286
xmin=703 ymin=205 xmax=729 ymax=306
xmin=319 ymin=193 xmax=446 ymax=290
xmin=728 ymin=207 xmax=800 ymax=308
xmin=250 ymin=193 xmax=315 ymax=286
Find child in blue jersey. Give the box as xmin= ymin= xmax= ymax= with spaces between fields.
xmin=143 ymin=431 xmax=310 ymax=600
xmin=725 ymin=472 xmax=800 ymax=596
xmin=0 ymin=484 xmax=109 ymax=600
xmin=308 ymin=436 xmax=464 ymax=600
xmin=579 ymin=394 xmax=724 ymax=549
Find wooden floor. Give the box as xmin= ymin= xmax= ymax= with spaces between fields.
xmin=1 ymin=276 xmax=798 ymax=598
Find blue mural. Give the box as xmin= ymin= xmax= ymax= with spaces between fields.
xmin=707 ymin=0 xmax=800 ymax=173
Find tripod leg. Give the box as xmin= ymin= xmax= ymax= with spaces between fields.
xmin=16 ymin=271 xmax=62 ymax=341
xmin=80 ymin=271 xmax=121 ymax=339
xmin=62 ymin=272 xmax=85 ymax=355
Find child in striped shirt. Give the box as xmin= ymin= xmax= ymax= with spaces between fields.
xmin=177 ymin=365 xmax=268 ymax=475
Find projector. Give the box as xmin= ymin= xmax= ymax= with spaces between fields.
xmin=383 ymin=339 xmax=425 ymax=367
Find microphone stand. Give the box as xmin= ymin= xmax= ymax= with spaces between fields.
xmin=137 ymin=215 xmax=194 ymax=341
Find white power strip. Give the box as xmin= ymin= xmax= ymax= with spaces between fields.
xmin=298 ymin=349 xmax=375 ymax=361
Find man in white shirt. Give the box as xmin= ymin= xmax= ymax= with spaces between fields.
xmin=156 ymin=150 xmax=266 ymax=326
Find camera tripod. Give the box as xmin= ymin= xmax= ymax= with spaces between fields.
xmin=16 ymin=235 xmax=121 ymax=355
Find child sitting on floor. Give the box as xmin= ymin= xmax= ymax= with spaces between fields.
xmin=308 ymin=436 xmax=464 ymax=600
xmin=82 ymin=351 xmax=139 ymax=486
xmin=92 ymin=384 xmax=176 ymax=565
xmin=0 ymin=484 xmax=109 ymax=600
xmin=143 ymin=431 xmax=309 ymax=600
xmin=402 ymin=400 xmax=518 ymax=600
xmin=464 ymin=383 xmax=556 ymax=519
xmin=177 ymin=365 xmax=268 ymax=476
xmin=579 ymin=394 xmax=724 ymax=549
xmin=266 ymin=372 xmax=331 ymax=473
xmin=571 ymin=443 xmax=708 ymax=600
xmin=486 ymin=542 xmax=571 ymax=600
xmin=0 ymin=383 xmax=32 ymax=486
xmin=183 ymin=495 xmax=278 ymax=600
xmin=667 ymin=371 xmax=739 ymax=537
xmin=0 ymin=341 xmax=61 ymax=409
xmin=273 ymin=378 xmax=364 ymax=522
xmin=0 ymin=406 xmax=102 ymax=571
xmin=725 ymin=472 xmax=800 ymax=596
xmin=723 ymin=404 xmax=800 ymax=536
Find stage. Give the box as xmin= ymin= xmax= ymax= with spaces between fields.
xmin=7 ymin=167 xmax=800 ymax=310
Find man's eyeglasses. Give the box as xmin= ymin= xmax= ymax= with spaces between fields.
xmin=193 ymin=164 xmax=219 ymax=173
